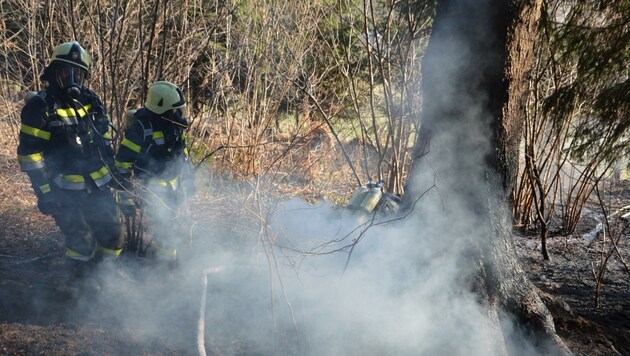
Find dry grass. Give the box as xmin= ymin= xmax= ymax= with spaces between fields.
xmin=0 ymin=96 xmax=366 ymax=250
xmin=189 ymin=114 xmax=370 ymax=205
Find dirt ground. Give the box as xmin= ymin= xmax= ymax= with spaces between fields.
xmin=0 ymin=220 xmax=191 ymax=355
xmin=2 ymin=196 xmax=630 ymax=355
xmin=1 ymin=120 xmax=629 ymax=355
xmin=515 ymin=181 xmax=630 ymax=356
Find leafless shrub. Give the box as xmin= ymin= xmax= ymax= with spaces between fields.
xmin=512 ymin=0 xmax=623 ymax=260
xmin=590 ymin=183 xmax=630 ymax=307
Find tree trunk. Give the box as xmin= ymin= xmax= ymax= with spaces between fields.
xmin=404 ymin=0 xmax=570 ymax=353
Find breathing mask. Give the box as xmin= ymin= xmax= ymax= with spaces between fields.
xmin=54 ymin=63 xmax=86 ymax=99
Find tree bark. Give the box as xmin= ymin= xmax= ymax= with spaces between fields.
xmin=404 ymin=0 xmax=570 ymax=353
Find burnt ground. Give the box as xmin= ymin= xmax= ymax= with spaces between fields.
xmin=518 ymin=234 xmax=630 ymax=356
xmin=515 ymin=181 xmax=630 ymax=356
xmin=1 ymin=199 xmax=629 ymax=356
xmin=0 ymin=229 xmax=192 ymax=355
xmin=0 ymin=124 xmax=629 ymax=354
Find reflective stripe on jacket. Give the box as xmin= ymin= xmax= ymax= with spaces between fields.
xmin=17 ymin=89 xmax=115 ymax=191
xmin=114 ymin=108 xmax=189 ymax=188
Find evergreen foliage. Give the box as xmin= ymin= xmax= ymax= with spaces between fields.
xmin=542 ymin=0 xmax=630 ymax=161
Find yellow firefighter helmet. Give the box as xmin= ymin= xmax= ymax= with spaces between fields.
xmin=145 ymin=81 xmax=186 ymax=115
xmin=49 ymin=41 xmax=90 ymax=72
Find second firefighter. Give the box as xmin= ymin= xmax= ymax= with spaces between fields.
xmin=113 ymin=81 xmax=195 ymax=266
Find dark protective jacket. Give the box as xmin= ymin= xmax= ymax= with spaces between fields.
xmin=17 ymin=87 xmax=115 ymax=196
xmin=114 ymin=108 xmax=192 ymax=191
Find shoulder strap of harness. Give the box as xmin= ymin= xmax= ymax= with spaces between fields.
xmin=135 ymin=114 xmax=155 ymax=145
xmin=33 ymin=90 xmax=58 ymax=118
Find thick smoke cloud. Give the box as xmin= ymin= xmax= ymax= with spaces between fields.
xmin=66 ymin=1 xmax=550 ymax=355
xmin=79 ymin=190 xmax=535 ymax=355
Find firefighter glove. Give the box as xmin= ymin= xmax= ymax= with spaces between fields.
xmin=118 ymin=191 xmax=136 ymax=216
xmin=37 ymin=194 xmax=61 ymax=215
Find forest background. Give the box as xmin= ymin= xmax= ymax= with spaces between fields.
xmin=0 ymin=0 xmax=628 ymax=354
xmin=1 ymin=0 xmax=628 ymax=235
xmin=1 ymin=0 xmax=627 ymax=238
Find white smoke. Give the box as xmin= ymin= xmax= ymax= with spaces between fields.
xmin=70 ymin=0 xmax=556 ymax=355
xmin=78 ymin=187 xmax=527 ymax=355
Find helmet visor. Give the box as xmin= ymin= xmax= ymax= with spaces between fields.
xmin=54 ymin=64 xmax=86 ymax=90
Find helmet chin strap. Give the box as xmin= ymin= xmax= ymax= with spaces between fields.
xmin=159 ymin=114 xmax=189 ymax=128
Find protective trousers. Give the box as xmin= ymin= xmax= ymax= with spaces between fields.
xmin=140 ymin=187 xmax=181 ymax=262
xmin=53 ymin=188 xmax=123 ymax=261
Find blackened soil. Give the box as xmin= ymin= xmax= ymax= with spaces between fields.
xmin=0 ymin=230 xmax=190 ymax=355
xmin=1 ymin=198 xmax=630 ymax=355
xmin=516 ymin=182 xmax=630 ymax=355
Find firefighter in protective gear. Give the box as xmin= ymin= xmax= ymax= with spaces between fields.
xmin=113 ymin=81 xmax=195 ymax=265
xmin=17 ymin=41 xmax=123 ymax=276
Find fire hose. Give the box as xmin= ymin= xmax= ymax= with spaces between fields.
xmin=197 ymin=266 xmax=226 ymax=356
